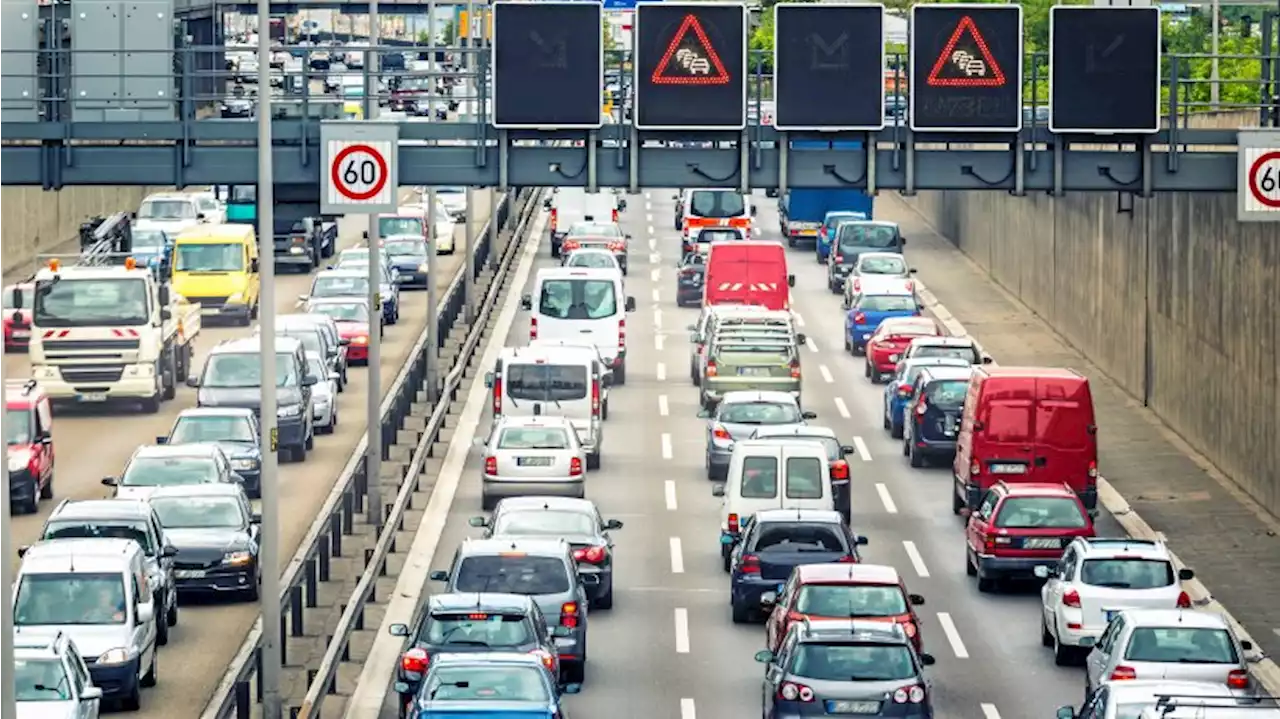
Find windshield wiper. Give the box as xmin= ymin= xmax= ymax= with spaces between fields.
xmin=1091 ymin=582 xmax=1133 ymax=589
xmin=429 ymin=681 xmax=468 ymax=700
xmin=442 ymin=639 xmax=491 ymax=647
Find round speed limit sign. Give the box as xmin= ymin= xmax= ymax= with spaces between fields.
xmin=1246 ymin=150 xmax=1280 ymax=210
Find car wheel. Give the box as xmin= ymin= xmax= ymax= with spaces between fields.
xmin=909 ymin=442 xmax=925 ymax=468
xmin=587 ymin=453 xmax=601 ymax=471
xmin=595 ymin=585 xmax=614 ymax=610
xmin=305 ymin=427 xmax=315 ymax=450
xmin=864 ymin=361 xmax=872 ymax=379
xmin=891 ymin=421 xmax=904 ymax=440
xmin=731 ymin=601 xmax=751 ymax=624
xmin=291 ymin=444 xmax=307 ymax=463
xmin=952 ymin=490 xmax=965 ymax=515
xmin=156 ymin=603 xmax=170 ymax=646
xmin=965 ymin=550 xmax=977 ymax=577
xmin=601 ymin=399 xmax=609 ymax=421
xmin=141 ymin=648 xmax=158 ymax=688
xmin=613 ymin=363 xmax=626 ymax=386
xmin=977 ymin=575 xmax=996 ymax=593
xmin=1053 ymin=632 xmax=1075 ymax=666
xmin=882 ymin=412 xmax=891 ymax=431
xmin=167 ymin=597 xmax=178 ymax=627
xmin=1041 ymin=614 xmax=1054 ymax=647
xmin=19 ymin=478 xmax=39 ymax=514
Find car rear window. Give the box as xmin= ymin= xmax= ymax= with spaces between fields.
xmin=422 ymin=612 xmax=533 ymax=646
xmin=858 ymin=256 xmax=907 ymax=275
xmin=453 ymin=555 xmax=571 ymax=595
xmin=688 ymin=190 xmax=745 ymax=218
xmin=506 ymin=364 xmax=588 ymax=402
xmin=796 ymin=584 xmax=907 ymax=617
xmin=838 ymin=224 xmax=899 ymax=249
xmin=912 ymin=344 xmax=979 ymax=363
xmin=1080 ymin=559 xmax=1175 ymax=590
xmin=714 ymin=345 xmax=793 ymax=365
xmin=1123 ymin=627 xmax=1238 ymax=664
xmin=790 ymin=643 xmax=916 ymax=681
xmin=497 ymin=427 xmax=571 ymax=450
xmin=492 ymin=510 xmax=596 ymax=537
xmin=993 ymin=497 xmax=1087 ymax=529
xmin=719 ymin=402 xmax=801 ymax=425
xmin=740 ymin=456 xmax=778 ymax=498
xmin=378 ymin=217 xmax=423 ymax=238
xmin=857 ymin=295 xmax=916 ymax=313
xmin=538 ymin=279 xmax=617 ymax=320
xmin=753 ymin=523 xmax=846 ymax=552
xmin=924 ymin=380 xmax=969 ymax=408
xmin=785 ymin=457 xmax=824 ymax=498
xmin=424 ymin=666 xmax=551 ymax=702
xmin=43 ymin=520 xmax=154 ymax=555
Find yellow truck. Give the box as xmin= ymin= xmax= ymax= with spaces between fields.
xmin=171 ymin=223 xmax=261 ymax=325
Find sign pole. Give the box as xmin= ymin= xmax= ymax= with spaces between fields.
xmin=1 ymin=305 xmax=14 ymax=719
xmin=465 ymin=186 xmax=476 ymax=324
xmin=425 ymin=0 xmax=440 ymax=402
xmin=366 ymin=0 xmax=384 ymax=532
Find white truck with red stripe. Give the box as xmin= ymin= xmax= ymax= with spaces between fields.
xmin=24 ymin=259 xmax=202 ymax=413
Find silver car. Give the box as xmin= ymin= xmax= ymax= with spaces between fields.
xmin=1061 ymin=679 xmax=1265 ymax=719
xmin=1084 ymin=609 xmax=1257 ymax=699
xmin=697 ymin=390 xmax=816 ymax=481
xmin=479 ymin=416 xmax=587 ymax=510
xmin=305 ymin=353 xmax=339 ymax=433
xmin=843 ymin=252 xmax=916 ymax=306
xmin=14 ymin=630 xmax=102 ymax=718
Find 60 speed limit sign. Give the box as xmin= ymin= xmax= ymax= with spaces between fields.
xmin=320 ymin=122 xmax=400 ymax=214
xmin=1237 ymin=131 xmax=1280 ymax=222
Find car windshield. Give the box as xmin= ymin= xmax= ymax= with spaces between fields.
xmin=170 ymin=415 xmax=256 ymax=443
xmin=790 ymin=643 xmax=917 ymax=682
xmin=175 ymin=243 xmax=243 ymax=272
xmin=859 ymin=256 xmax=907 ymax=275
xmin=310 ymin=301 xmax=369 ymax=323
xmin=151 ymin=495 xmax=245 ymax=528
xmin=993 ymin=497 xmax=1087 ymax=529
xmin=312 ymin=275 xmax=369 ymax=298
xmin=423 ymin=666 xmax=550 ymax=702
xmin=796 ymin=584 xmax=908 ymax=617
xmin=506 ymin=364 xmax=588 ymax=402
xmin=1124 ymin=627 xmax=1239 ymax=664
xmin=14 ymin=573 xmax=128 ymax=626
xmin=277 ymin=330 xmax=322 ymax=355
xmin=306 ymin=356 xmax=328 ymax=379
xmin=122 ymin=456 xmax=219 ymax=487
xmin=538 ymin=279 xmax=617 ymax=320
xmin=453 ymin=555 xmax=571 ymax=595
xmin=857 ymin=295 xmax=917 ymax=313
xmin=697 ymin=229 xmax=744 ymax=243
xmin=566 ymin=252 xmax=617 ymax=269
xmin=753 ymin=523 xmax=846 ymax=552
xmin=132 ymin=229 xmax=168 ymax=251
xmin=568 ymin=222 xmax=621 ymax=237
xmin=838 ymin=224 xmax=899 ymax=249
xmin=688 ymin=190 xmax=745 ymax=218
xmin=43 ymin=520 xmax=154 ymax=555
xmin=1080 ymin=559 xmax=1175 ymax=590
xmin=424 ymin=612 xmax=533 ymax=646
xmin=497 ymin=427 xmax=572 ymax=450
xmin=924 ymin=379 xmax=969 ymax=407
xmin=493 ymin=510 xmax=596 ymax=537
xmin=13 ymin=658 xmax=71 ymax=701
xmin=912 ymin=344 xmax=979 ymax=362
xmin=379 ymin=217 xmax=423 ymax=237
xmin=202 ymin=352 xmax=299 ymax=388
xmin=33 ymin=277 xmax=149 ymax=327
xmin=5 ymin=407 xmax=31 ymax=444
xmin=719 ymin=401 xmax=801 ymax=425
xmin=138 ymin=199 xmax=197 ymax=220
xmin=384 ymin=240 xmax=426 ymax=259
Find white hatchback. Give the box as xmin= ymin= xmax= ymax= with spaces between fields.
xmin=479 ymin=416 xmax=587 ymax=510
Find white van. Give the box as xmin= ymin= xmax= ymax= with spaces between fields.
xmin=521 ymin=267 xmax=636 ymax=384
xmin=527 ymin=338 xmax=615 ymax=417
xmin=14 ymin=538 xmax=159 ymax=710
xmin=485 ymin=346 xmax=608 ymax=469
xmin=547 ymin=188 xmax=624 ymax=256
xmin=711 ymin=440 xmax=835 ymax=571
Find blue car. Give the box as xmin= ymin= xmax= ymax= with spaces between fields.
xmin=398 ymin=652 xmax=579 ymax=719
xmin=131 ymin=225 xmax=173 ymax=277
xmin=882 ymin=357 xmax=972 ymax=439
xmin=844 ymin=291 xmax=922 ymax=355
xmin=816 ymin=211 xmax=867 ymax=264
xmin=382 ymin=236 xmax=431 ymax=289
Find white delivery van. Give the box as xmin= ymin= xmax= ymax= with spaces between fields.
xmin=527 ymin=338 xmax=615 ymax=418
xmin=521 ymin=267 xmax=636 ymax=384
xmin=485 ymin=346 xmax=608 ymax=469
xmin=711 ymin=440 xmax=834 ymax=571
xmin=547 ymin=189 xmax=624 ymax=256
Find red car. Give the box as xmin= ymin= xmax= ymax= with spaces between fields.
xmin=3 ymin=283 xmax=33 ymax=352
xmin=305 ymin=298 xmax=375 ymax=365
xmin=964 ymin=481 xmax=1095 ymax=593
xmin=5 ymin=379 xmax=56 ymax=514
xmin=863 ymin=317 xmax=941 ymax=382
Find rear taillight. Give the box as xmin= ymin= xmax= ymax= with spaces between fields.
xmin=1176 ymin=591 xmax=1192 ymax=608
xmin=789 ymin=359 xmax=800 ymax=379
xmin=401 ymin=648 xmax=429 ymax=674
xmin=562 ymin=240 xmax=580 ymax=253
xmin=706 ymin=360 xmax=718 ymax=377
xmin=777 ymin=681 xmax=815 ymax=702
xmin=834 ymin=254 xmax=844 ymax=264
xmin=837 ymin=554 xmax=858 ymax=563
xmin=740 ymin=554 xmax=760 ymax=574
xmin=727 ymin=513 xmax=740 ymax=533
xmin=550 ymin=208 xmax=558 ymax=229
xmin=970 ymin=460 xmax=981 ymax=476
xmin=830 ymin=460 xmax=849 ymax=480
xmin=530 ymin=649 xmax=555 ymax=671
xmin=573 ymin=545 xmax=606 ymax=563
xmin=915 ymin=395 xmax=929 ymax=416
xmin=892 ymin=685 xmax=927 ymax=704
xmin=591 ymin=379 xmax=601 ymax=417
xmin=493 ymin=377 xmax=503 ymax=414
xmin=851 ymin=278 xmax=861 ymax=293
xmin=607 ymin=240 xmax=625 ymax=252
xmin=982 ymin=533 xmax=1011 ymax=553
xmin=618 ymin=319 xmax=626 ymax=352
xmin=900 ymin=621 xmax=917 ymax=638
xmin=1228 ymin=669 xmax=1250 ymax=689
xmin=612 ymin=208 xmax=619 ymax=223
xmin=1110 ymin=665 xmax=1137 ymax=681
xmin=560 ymin=602 xmax=579 ymax=628
xmin=853 ymin=312 xmax=866 ymax=324
xmin=1088 ymin=459 xmax=1098 ymax=479
xmin=569 ymin=457 xmax=583 ymax=476
xmin=484 ymin=456 xmax=497 ymax=475
xmin=713 ymin=426 xmax=731 ymax=441
xmin=1062 ymin=590 xmax=1081 ymax=608
xmin=530 ymin=316 xmax=538 ymax=340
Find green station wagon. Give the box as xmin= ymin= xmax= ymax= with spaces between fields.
xmin=699 ymin=339 xmax=801 ymax=409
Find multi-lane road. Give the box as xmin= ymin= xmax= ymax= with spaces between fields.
xmin=3 ymin=190 xmax=492 ymax=718
xmin=363 ymin=191 xmax=1200 ymax=719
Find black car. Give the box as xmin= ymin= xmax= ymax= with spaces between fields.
xmin=902 ymin=366 xmax=975 ymax=468
xmin=470 ymin=496 xmax=624 ymax=610
xmin=382 ymin=237 xmax=431 ymax=289
xmin=147 ymin=483 xmax=261 ymax=601
xmin=675 ymin=250 xmax=707 ymax=307
xmin=827 ymin=222 xmax=906 ymax=293
xmin=387 ymin=592 xmax=567 ymax=717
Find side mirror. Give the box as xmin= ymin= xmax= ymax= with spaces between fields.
xmin=696 ymin=408 xmax=712 ymax=419
xmin=155 ymin=435 xmax=169 ymax=445
xmin=787 ymin=274 xmax=796 ymax=288
xmin=796 ymin=333 xmax=807 ymax=345
xmin=136 ymin=602 xmax=155 ymax=624
xmin=1055 ymin=707 xmax=1076 ymax=719
xmin=900 ymin=237 xmax=907 ymax=245
xmin=1033 ymin=565 xmax=1052 ymax=579
xmin=671 ymin=194 xmax=679 ymax=200
xmin=161 ymin=545 xmax=178 ymax=558
xmin=618 ymin=200 xmax=627 ymax=211
xmin=759 ymin=591 xmax=777 ymax=607
xmin=484 ymin=372 xmax=494 ymax=388
xmin=1177 ymin=567 xmax=1195 ymax=581
xmin=251 ymin=512 xmax=262 ymax=524
xmin=919 ymin=652 xmax=936 ymax=666
xmin=543 ymin=198 xmax=552 ymax=209
xmin=854 ymin=535 xmax=869 ymax=546
xmin=303 ymin=374 xmax=319 ymax=386
xmin=429 ymin=570 xmax=449 ymax=582
xmin=562 ymin=683 xmax=582 ymax=695
xmin=1242 ymin=639 xmax=1254 ymax=651
xmin=686 ymin=323 xmax=697 ymax=332
xmin=388 ymin=623 xmax=410 ymax=637
xmin=362 ymin=230 xmax=369 ymax=239
xmin=160 ymin=308 xmax=172 ymax=321
xmin=625 ymin=234 xmax=633 ymax=240
xmin=908 ymin=593 xmax=925 ymax=606
xmin=81 ymin=686 xmax=103 ymax=702
xmin=196 ymin=213 xmax=207 ymax=221
xmin=339 ymin=338 xmax=351 ymax=346
xmin=328 ymin=371 xmax=340 ymax=381
xmin=468 ymin=516 xmax=489 ymax=528
xmin=520 ymin=294 xmax=532 ymax=311
xmin=251 ymin=258 xmax=260 ymax=272
xmin=801 ymin=411 xmax=817 ymax=420
xmin=751 ymin=205 xmax=758 ymax=216
xmin=625 ymin=296 xmax=637 ymax=312
xmin=908 ymin=267 xmax=918 ymax=274
xmin=552 ymin=626 xmax=573 ymax=638
xmin=101 ymin=477 xmax=118 ymax=487
xmin=981 ymin=356 xmax=994 ymax=365
xmin=840 ymin=445 xmax=854 ymax=455
xmin=604 ymin=519 xmax=624 ymax=530
xmin=17 ymin=546 xmax=29 ymax=558
xmin=753 ymin=650 xmax=774 ymax=664
xmin=185 ymin=376 xmax=200 ymax=388
xmin=711 ymin=483 xmax=726 ymax=497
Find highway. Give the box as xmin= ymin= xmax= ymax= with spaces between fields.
xmin=2 ymin=189 xmax=493 ymax=718
xmin=367 ymin=191 xmax=1142 ymax=719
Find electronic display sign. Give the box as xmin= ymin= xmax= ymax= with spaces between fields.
xmin=634 ymin=2 xmax=747 ymax=130
xmin=773 ymin=4 xmax=885 ymax=131
xmin=1049 ymin=6 xmax=1161 ymax=134
xmin=909 ymin=4 xmax=1023 ymax=132
xmin=492 ymin=1 xmax=604 ymax=129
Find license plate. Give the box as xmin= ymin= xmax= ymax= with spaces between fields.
xmin=990 ymin=463 xmax=1027 ymax=474
xmin=175 ymin=570 xmax=206 ymax=579
xmin=1103 ymin=609 xmax=1119 ymax=623
xmin=11 ymin=330 xmax=29 ymax=338
xmin=1024 ymin=538 xmax=1061 ymax=549
xmin=737 ymin=367 xmax=772 ymax=377
xmin=517 ymin=456 xmax=553 ymax=467
xmin=77 ymin=392 xmax=107 ymax=403
xmin=827 ymin=700 xmax=881 ymax=714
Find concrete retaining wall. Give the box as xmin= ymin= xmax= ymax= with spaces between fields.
xmin=899 ymin=110 xmax=1280 ymax=517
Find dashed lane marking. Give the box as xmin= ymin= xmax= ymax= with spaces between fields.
xmin=648 ymin=224 xmax=655 ymax=236
xmin=659 ymin=395 xmax=669 ymax=416
xmin=664 ymin=480 xmax=678 ymax=510
xmin=853 ymin=436 xmax=872 ymax=461
xmin=937 ymin=612 xmax=971 ymax=659
xmin=651 ymin=268 xmax=660 ymax=282
xmin=681 ymin=698 xmax=696 ymax=719
xmin=834 ymin=397 xmax=851 ymax=419
xmin=980 ymin=704 xmax=1001 ymax=719
xmin=819 ymin=365 xmax=834 ymax=384
xmin=656 ymin=334 xmax=666 ymax=351
xmin=875 ymin=483 xmax=898 ymax=514
xmin=654 ymin=308 xmax=664 ymax=328
xmin=670 ymin=537 xmax=685 ymax=574
xmin=674 ymin=608 xmax=690 ymax=653
xmin=657 ymin=362 xmax=667 ymax=381
xmin=806 ymin=337 xmax=819 ymax=353
xmin=650 ymin=252 xmax=662 ymax=263
xmin=903 ymin=541 xmax=930 ymax=578
xmin=794 ymin=312 xmax=806 ymax=328
xmin=652 ymin=289 xmax=661 ymax=303
xmin=661 ymin=433 xmax=673 ymax=460
xmin=647 ymin=212 xmax=653 ymax=222
xmin=649 ymin=238 xmax=657 ymax=251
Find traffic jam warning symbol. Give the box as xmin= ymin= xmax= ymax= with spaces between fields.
xmin=926 ymin=16 xmax=1006 ymax=88
xmin=652 ymin=14 xmax=731 ymax=85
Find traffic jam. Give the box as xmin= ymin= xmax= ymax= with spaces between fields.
xmin=4 ymin=186 xmax=456 ymax=713
xmin=375 ymin=187 xmax=1278 ymax=719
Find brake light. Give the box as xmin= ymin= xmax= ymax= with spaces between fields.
xmin=562 ymin=240 xmax=580 ymax=253
xmin=569 ymin=457 xmax=583 ymax=476
xmin=493 ymin=376 xmax=503 ymax=414
xmin=484 ymin=456 xmax=497 ymax=475
xmin=618 ymin=319 xmax=626 ymax=351
xmin=982 ymin=533 xmax=1011 ymax=553
xmin=1062 ymin=590 xmax=1081 ymax=608
xmin=1228 ymin=670 xmax=1250 ymax=689
xmin=1176 ymin=590 xmax=1192 ymax=608
xmin=830 ymin=460 xmax=849 ymax=480
xmin=530 ymin=648 xmax=555 ymax=672
xmin=834 ymin=254 xmax=844 ymax=264
xmin=560 ymin=602 xmax=579 ymax=629
xmin=530 ymin=316 xmax=538 ymax=340
xmin=971 ymin=460 xmax=981 ymax=476
xmin=901 ymin=621 xmax=917 ymax=638
xmin=777 ymin=681 xmax=815 ymax=702
xmin=612 ymin=208 xmax=619 ymax=223
xmin=573 ymin=545 xmax=606 ymax=563
xmin=706 ymin=360 xmax=718 ymax=377
xmin=851 ymin=278 xmax=861 ymax=293
xmin=550 ymin=208 xmax=558 ymax=230
xmin=837 ymin=554 xmax=858 ymax=563
xmin=713 ymin=426 xmax=731 ymax=441
xmin=789 ymin=359 xmax=800 ymax=379
xmin=892 ymin=685 xmax=927 ymax=704
xmin=1088 ymin=459 xmax=1098 ymax=479
xmin=740 ymin=554 xmax=760 ymax=574
xmin=727 ymin=513 xmax=740 ymax=533
xmin=915 ymin=395 xmax=928 ymax=416
xmin=853 ymin=312 xmax=866 ymax=325
xmin=1110 ymin=666 xmax=1137 ymax=681
xmin=897 ymin=383 xmax=913 ymax=396
xmin=591 ymin=379 xmax=600 ymax=417
xmin=606 ymin=240 xmax=625 ymax=252
xmin=401 ymin=648 xmax=429 ymax=674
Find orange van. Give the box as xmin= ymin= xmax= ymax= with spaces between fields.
xmin=951 ymin=367 xmax=1098 ymax=515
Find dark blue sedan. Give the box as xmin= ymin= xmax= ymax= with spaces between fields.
xmin=383 ymin=237 xmax=431 ymax=290
xmin=398 ymin=652 xmax=579 ymax=719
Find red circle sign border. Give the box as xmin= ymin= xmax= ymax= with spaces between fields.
xmin=330 ymin=143 xmax=389 ymax=202
xmin=1247 ymin=150 xmax=1280 ymax=209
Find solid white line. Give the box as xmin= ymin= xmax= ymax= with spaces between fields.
xmin=819 ymin=365 xmax=834 ymax=384
xmin=664 ymin=480 xmax=678 ymax=510
xmin=652 ymin=288 xmax=661 ymax=303
xmin=680 ymin=698 xmax=696 ymax=719
xmin=834 ymin=397 xmax=851 ymax=419
xmin=853 ymin=436 xmax=872 ymax=461
xmin=674 ymin=608 xmax=690 ymax=653
xmin=661 ymin=433 xmax=673 ymax=460
xmin=656 ymin=362 xmax=667 ymax=381
xmin=980 ymin=704 xmax=1001 ymax=719
xmin=937 ymin=612 xmax=971 ymax=659
xmin=805 ymin=337 xmax=819 ymax=353
xmin=659 ymin=395 xmax=669 ymax=416
xmin=794 ymin=312 xmax=806 ymax=327
xmin=903 ymin=541 xmax=930 ymax=578
xmin=875 ymin=483 xmax=898 ymax=514
xmin=655 ymin=334 xmax=665 ymax=351
xmin=651 ymin=268 xmax=660 ymax=281
xmin=669 ymin=537 xmax=685 ymax=574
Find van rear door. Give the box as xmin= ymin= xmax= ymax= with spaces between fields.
xmin=1031 ymin=376 xmax=1096 ymax=494
xmin=534 ymin=274 xmax=623 ymax=366
xmin=727 ymin=451 xmax=784 ymax=534
xmin=976 ymin=383 xmax=1036 ymax=481
xmin=780 ymin=451 xmax=832 ymax=511
xmin=704 ymin=244 xmax=789 ymax=310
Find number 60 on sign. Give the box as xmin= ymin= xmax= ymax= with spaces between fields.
xmin=1237 ymin=132 xmax=1280 ymax=222
xmin=320 ymin=123 xmax=400 ymax=215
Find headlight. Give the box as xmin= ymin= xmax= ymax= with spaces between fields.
xmin=97 ymin=648 xmax=133 ymax=665
xmin=289 ymin=246 xmax=305 ymax=255
xmin=223 ymin=550 xmax=253 ymax=566
xmin=231 ymin=458 xmax=259 ymax=471
xmin=418 ymin=263 xmax=429 ymax=273
xmin=353 ymin=335 xmax=368 ymax=345
xmin=278 ymin=404 xmax=302 ymax=418
xmin=888 ymin=354 xmax=899 ymax=362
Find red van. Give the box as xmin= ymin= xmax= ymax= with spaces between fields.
xmin=703 ymin=241 xmax=794 ymax=310
xmin=951 ymin=367 xmax=1098 ymax=515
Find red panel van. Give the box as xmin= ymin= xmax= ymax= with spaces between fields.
xmin=951 ymin=367 xmax=1098 ymax=515
xmin=703 ymin=241 xmax=794 ymax=311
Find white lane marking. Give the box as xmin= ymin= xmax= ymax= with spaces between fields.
xmin=652 ymin=288 xmax=661 ymax=303
xmin=680 ymin=698 xmax=696 ymax=719
xmin=819 ymin=365 xmax=834 ymax=384
xmin=853 ymin=436 xmax=872 ymax=461
xmin=903 ymin=541 xmax=930 ymax=578
xmin=794 ymin=312 xmax=806 ymax=327
xmin=664 ymin=480 xmax=678 ymax=510
xmin=661 ymin=433 xmax=673 ymax=460
xmin=674 ymin=608 xmax=690 ymax=653
xmin=980 ymin=704 xmax=1001 ymax=719
xmin=875 ymin=483 xmax=898 ymax=514
xmin=937 ymin=612 xmax=971 ymax=659
xmin=654 ymin=308 xmax=664 ymax=327
xmin=656 ymin=362 xmax=667 ymax=381
xmin=650 ymin=252 xmax=662 ymax=263
xmin=659 ymin=395 xmax=669 ymax=416
xmin=834 ymin=397 xmax=851 ymax=418
xmin=656 ymin=334 xmax=665 ymax=351
xmin=648 ymin=224 xmax=655 ymax=236
xmin=647 ymin=212 xmax=653 ymax=222
xmin=805 ymin=337 xmax=819 ymax=353
xmin=670 ymin=537 xmax=685 ymax=574
xmin=649 ymin=238 xmax=657 ymax=251
xmin=651 ymin=268 xmax=660 ymax=282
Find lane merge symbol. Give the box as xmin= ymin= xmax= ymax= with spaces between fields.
xmin=652 ymin=14 xmax=731 ymax=85
xmin=926 ymin=15 xmax=1006 ymax=87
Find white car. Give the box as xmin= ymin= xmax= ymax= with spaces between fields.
xmin=305 ymin=352 xmax=339 ymax=433
xmin=186 ymin=190 xmax=226 ymax=224
xmin=479 ymin=415 xmax=586 ymax=510
xmin=14 ymin=630 xmax=102 ymax=718
xmin=1036 ymin=537 xmax=1196 ymax=665
xmin=562 ymin=247 xmax=622 ymax=273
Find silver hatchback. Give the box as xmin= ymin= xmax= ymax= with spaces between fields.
xmin=479 ymin=416 xmax=587 ymax=510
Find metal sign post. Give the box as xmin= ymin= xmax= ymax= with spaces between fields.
xmin=426 ymin=0 xmax=440 ymax=402
xmin=1237 ymin=130 xmax=1280 ymax=222
xmin=366 ymin=0 xmax=384 ymax=531
xmin=1 ymin=315 xmax=13 ymax=719
xmin=465 ymin=186 xmax=476 ymax=324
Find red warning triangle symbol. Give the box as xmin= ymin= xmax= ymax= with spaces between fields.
xmin=651 ymin=14 xmax=731 ymax=86
xmin=926 ymin=16 xmax=1007 ymax=88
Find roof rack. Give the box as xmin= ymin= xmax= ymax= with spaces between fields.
xmin=1154 ymin=694 xmax=1280 ymax=717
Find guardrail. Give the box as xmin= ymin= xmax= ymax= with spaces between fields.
xmin=297 ymin=185 xmax=544 ymax=718
xmin=200 ymin=187 xmax=526 ymax=719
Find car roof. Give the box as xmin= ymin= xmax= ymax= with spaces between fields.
xmin=878 ymin=317 xmax=937 ymax=332
xmin=132 ymin=442 xmax=224 ymax=459
xmin=918 ymin=367 xmax=975 ymax=381
xmin=720 ymin=390 xmax=799 ymax=405
xmin=525 ymin=340 xmax=605 ymax=358
xmin=798 ymin=563 xmax=900 ymax=585
xmin=48 ymin=498 xmax=152 ymax=521
xmin=751 ymin=425 xmax=838 ymax=440
xmin=982 ymin=366 xmax=1085 ymax=380
xmin=536 ymin=267 xmax=622 ymax=280
xmin=146 ymin=484 xmax=246 ymax=501
xmin=428 ymin=592 xmax=537 ymax=613
xmin=21 ymin=537 xmax=139 ymax=564
xmin=754 ymin=508 xmax=844 ymax=524
xmin=429 ymin=652 xmax=546 ymax=669
xmin=1073 ymin=537 xmax=1172 ymax=561
xmin=211 ymin=335 xmax=304 ymax=354
xmin=494 ymin=416 xmax=576 ymax=430
xmin=277 ymin=314 xmax=333 ymax=327
xmin=994 ymin=481 xmax=1079 ymax=498
xmin=1119 ymin=609 xmax=1232 ymax=630
xmin=307 ymin=296 xmax=370 ymax=306
xmin=800 ymin=619 xmax=911 ymax=643
xmin=316 ymin=268 xmax=367 ymax=278
xmin=176 ymin=407 xmax=255 ymax=420
xmin=496 ymin=496 xmax=596 ymax=514
xmin=460 ymin=537 xmax=572 ymax=558
xmin=910 ymin=336 xmax=976 ymax=347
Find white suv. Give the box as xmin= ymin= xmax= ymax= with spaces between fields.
xmin=1035 ymin=537 xmax=1195 ymax=665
